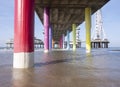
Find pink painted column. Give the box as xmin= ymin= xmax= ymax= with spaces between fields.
xmin=14 ymin=0 xmax=35 ymax=68
xmin=44 ymin=7 xmax=50 ymax=52
xmin=59 ymin=40 xmax=61 ymax=48
xmin=59 ymin=36 xmax=63 ymax=49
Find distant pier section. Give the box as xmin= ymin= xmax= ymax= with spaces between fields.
xmin=6 ymin=37 xmax=44 ymax=49
xmin=91 ymin=39 xmax=109 ymax=48
xmin=6 ymin=38 xmax=81 ymax=49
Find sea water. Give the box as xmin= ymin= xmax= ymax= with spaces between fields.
xmin=0 ymin=47 xmax=120 ymax=67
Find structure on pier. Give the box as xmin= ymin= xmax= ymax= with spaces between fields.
xmin=6 ymin=37 xmax=44 ymax=49
xmin=91 ymin=9 xmax=109 ymax=48
xmin=76 ymin=27 xmax=81 ymax=48
xmin=64 ymin=40 xmax=81 ymax=48
xmin=63 ymin=27 xmax=81 ymax=48
xmin=6 ymin=39 xmax=14 ymax=49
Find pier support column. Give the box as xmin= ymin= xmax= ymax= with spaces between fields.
xmin=85 ymin=7 xmax=91 ymax=53
xmin=44 ymin=7 xmax=50 ymax=52
xmin=14 ymin=0 xmax=35 ymax=68
xmin=72 ymin=24 xmax=76 ymax=51
xmin=59 ymin=36 xmax=63 ymax=49
xmin=49 ymin=26 xmax=52 ymax=50
xmin=67 ymin=30 xmax=70 ymax=50
xmin=62 ymin=34 xmax=65 ymax=49
xmin=52 ymin=39 xmax=54 ymax=48
xmin=106 ymin=43 xmax=108 ymax=48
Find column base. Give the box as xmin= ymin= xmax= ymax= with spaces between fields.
xmin=13 ymin=52 xmax=34 ymax=68
xmin=73 ymin=47 xmax=76 ymax=51
xmin=67 ymin=48 xmax=70 ymax=50
xmin=44 ymin=50 xmax=49 ymax=53
xmin=86 ymin=50 xmax=91 ymax=53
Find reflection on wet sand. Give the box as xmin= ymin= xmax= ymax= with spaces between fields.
xmin=85 ymin=53 xmax=93 ymax=68
xmin=0 ymin=49 xmax=120 ymax=87
xmin=12 ymin=69 xmax=35 ymax=87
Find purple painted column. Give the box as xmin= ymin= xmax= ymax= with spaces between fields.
xmin=49 ymin=26 xmax=52 ymax=50
xmin=44 ymin=7 xmax=50 ymax=52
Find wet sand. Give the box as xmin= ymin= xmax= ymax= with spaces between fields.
xmin=0 ymin=48 xmax=120 ymax=87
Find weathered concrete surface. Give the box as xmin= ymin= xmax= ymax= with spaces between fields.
xmin=0 ymin=49 xmax=120 ymax=87
xmin=35 ymin=0 xmax=110 ymax=41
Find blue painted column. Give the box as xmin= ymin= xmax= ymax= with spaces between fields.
xmin=67 ymin=30 xmax=70 ymax=50
xmin=49 ymin=26 xmax=52 ymax=50
xmin=44 ymin=7 xmax=50 ymax=52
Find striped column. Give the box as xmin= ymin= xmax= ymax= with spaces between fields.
xmin=72 ymin=24 xmax=76 ymax=51
xmin=85 ymin=7 xmax=91 ymax=53
xmin=14 ymin=0 xmax=35 ymax=68
xmin=67 ymin=30 xmax=70 ymax=50
xmin=44 ymin=7 xmax=50 ymax=52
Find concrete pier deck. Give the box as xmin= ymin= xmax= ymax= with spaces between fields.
xmin=0 ymin=48 xmax=120 ymax=87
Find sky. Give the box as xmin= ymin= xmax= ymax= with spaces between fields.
xmin=0 ymin=0 xmax=120 ymax=47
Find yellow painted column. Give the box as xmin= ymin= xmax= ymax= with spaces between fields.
xmin=72 ymin=24 xmax=76 ymax=51
xmin=85 ymin=7 xmax=91 ymax=53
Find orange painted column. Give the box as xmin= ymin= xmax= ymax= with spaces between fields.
xmin=52 ymin=39 xmax=55 ymax=48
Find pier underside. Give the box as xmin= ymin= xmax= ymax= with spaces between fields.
xmin=35 ymin=0 xmax=109 ymax=42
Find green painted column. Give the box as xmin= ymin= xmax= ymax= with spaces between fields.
xmin=85 ymin=7 xmax=91 ymax=53
xmin=72 ymin=24 xmax=76 ymax=51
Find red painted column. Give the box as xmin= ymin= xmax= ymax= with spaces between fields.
xmin=14 ymin=0 xmax=35 ymax=68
